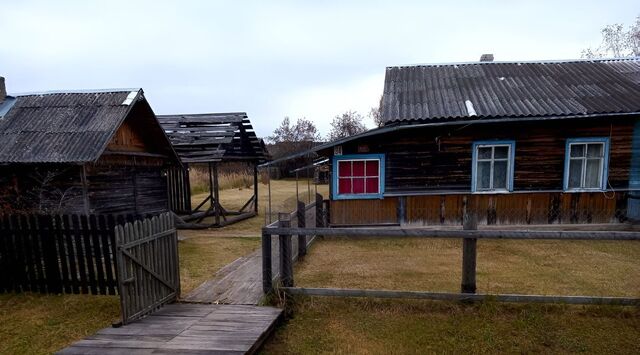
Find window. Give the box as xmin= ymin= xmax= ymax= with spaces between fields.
xmin=332 ymin=154 xmax=384 ymax=199
xmin=564 ymin=138 xmax=609 ymax=191
xmin=472 ymin=141 xmax=515 ymax=192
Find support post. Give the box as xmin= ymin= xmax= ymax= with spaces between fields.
xmin=208 ymin=162 xmax=214 ymax=212
xmin=297 ymin=200 xmax=306 ymax=257
xmin=295 ymin=171 xmax=299 ymax=201
xmin=461 ymin=198 xmax=478 ymax=294
xmin=254 ymin=163 xmax=259 ymax=214
xmin=213 ymin=163 xmax=220 ymax=226
xmin=315 ymin=193 xmax=324 ymax=237
xmin=307 ymin=167 xmax=311 ymax=204
xmin=278 ymin=213 xmax=293 ymax=287
xmin=185 ymin=163 xmax=192 ymax=213
xmin=268 ymin=167 xmax=272 ymax=224
xmin=262 ymin=228 xmax=273 ymax=294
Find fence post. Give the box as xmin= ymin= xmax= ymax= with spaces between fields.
xmin=297 ymin=200 xmax=307 ymax=257
xmin=262 ymin=228 xmax=273 ymax=294
xmin=315 ymin=193 xmax=324 ymax=239
xmin=278 ymin=213 xmax=293 ymax=287
xmin=461 ymin=198 xmax=478 ymax=294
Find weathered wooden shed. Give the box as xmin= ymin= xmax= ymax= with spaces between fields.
xmin=158 ymin=113 xmax=269 ymax=227
xmin=0 ymin=85 xmax=180 ymax=215
xmin=269 ymin=57 xmax=640 ymax=226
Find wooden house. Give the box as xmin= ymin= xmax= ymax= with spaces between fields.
xmin=280 ymin=57 xmax=640 ymax=226
xmin=0 ymin=81 xmax=180 ymax=215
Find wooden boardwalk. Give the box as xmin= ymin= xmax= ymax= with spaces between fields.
xmin=183 ymin=250 xmax=264 ymax=305
xmin=58 ymin=303 xmax=282 ymax=355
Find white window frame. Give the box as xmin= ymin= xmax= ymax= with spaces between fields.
xmin=472 ymin=141 xmax=515 ymax=193
xmin=563 ymin=138 xmax=610 ymax=191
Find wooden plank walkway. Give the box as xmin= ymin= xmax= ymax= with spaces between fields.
xmin=57 ymin=303 xmax=282 ymax=355
xmin=183 ymin=250 xmax=264 ymax=305
xmin=183 ymin=233 xmax=314 ymax=305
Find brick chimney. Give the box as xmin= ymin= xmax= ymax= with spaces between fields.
xmin=480 ymin=54 xmax=494 ymax=62
xmin=0 ymin=77 xmax=6 ymax=104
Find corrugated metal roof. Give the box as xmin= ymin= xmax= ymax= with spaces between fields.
xmin=382 ymin=57 xmax=640 ymax=124
xmin=158 ymin=113 xmax=270 ymax=163
xmin=0 ymin=89 xmax=140 ymax=163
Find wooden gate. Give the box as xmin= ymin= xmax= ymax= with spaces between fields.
xmin=115 ymin=213 xmax=180 ymax=324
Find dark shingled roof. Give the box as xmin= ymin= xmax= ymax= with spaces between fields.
xmin=157 ymin=113 xmax=270 ymax=163
xmin=382 ymin=58 xmax=640 ymax=124
xmin=0 ymin=89 xmax=179 ymax=164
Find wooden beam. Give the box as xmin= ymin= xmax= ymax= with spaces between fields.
xmin=278 ymin=214 xmax=293 ymax=287
xmin=254 ymin=163 xmax=259 ymax=214
xmin=262 ymin=226 xmax=640 ymax=240
xmin=281 ymin=287 xmax=640 ymax=306
xmin=297 ymin=200 xmax=307 ymax=258
xmin=262 ymin=229 xmax=273 ymax=294
xmin=461 ymin=201 xmax=478 ymax=293
xmin=213 ymin=163 xmax=221 ymax=226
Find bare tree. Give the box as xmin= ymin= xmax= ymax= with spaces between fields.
xmin=327 ymin=110 xmax=367 ymax=141
xmin=368 ymin=95 xmax=384 ymax=128
xmin=582 ymin=16 xmax=640 ymax=58
xmin=268 ymin=116 xmax=320 ymax=144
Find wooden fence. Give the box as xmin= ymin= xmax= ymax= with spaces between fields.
xmin=262 ymin=208 xmax=640 ymax=306
xmin=115 ymin=213 xmax=180 ymax=324
xmin=262 ymin=193 xmax=326 ymax=293
xmin=0 ymin=214 xmax=134 ymax=295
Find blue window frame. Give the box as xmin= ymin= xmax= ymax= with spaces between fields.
xmin=563 ymin=137 xmax=610 ymax=191
xmin=332 ymin=154 xmax=385 ymax=200
xmin=471 ymin=140 xmax=515 ymax=192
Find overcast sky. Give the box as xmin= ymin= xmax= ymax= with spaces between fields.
xmin=1 ymin=0 xmax=638 ymax=137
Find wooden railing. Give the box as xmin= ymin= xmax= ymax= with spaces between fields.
xmin=261 ymin=207 xmax=640 ymax=306
xmin=262 ymin=193 xmax=326 ymax=293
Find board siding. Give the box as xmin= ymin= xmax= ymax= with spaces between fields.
xmin=326 ymin=118 xmax=638 ymax=226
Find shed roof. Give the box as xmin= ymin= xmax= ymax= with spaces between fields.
xmin=382 ymin=57 xmax=640 ymax=124
xmin=157 ymin=113 xmax=270 ymax=163
xmin=0 ymin=89 xmax=179 ymax=164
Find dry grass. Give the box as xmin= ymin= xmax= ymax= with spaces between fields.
xmin=189 ymin=163 xmax=269 ymax=195
xmin=178 ymin=234 xmax=260 ymax=294
xmin=185 ymin=179 xmax=329 ymax=237
xmin=0 ymin=293 xmax=120 ymax=355
xmin=295 ymin=238 xmax=640 ymax=297
xmin=264 ymin=235 xmax=640 ymax=353
xmin=264 ymin=297 xmax=640 ymax=354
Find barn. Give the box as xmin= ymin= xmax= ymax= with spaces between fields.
xmin=272 ymin=57 xmax=640 ymax=226
xmin=0 ymin=81 xmax=180 ymax=215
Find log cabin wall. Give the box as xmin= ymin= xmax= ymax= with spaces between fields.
xmin=329 ymin=117 xmax=639 ymax=226
xmin=0 ymin=165 xmax=86 ymax=214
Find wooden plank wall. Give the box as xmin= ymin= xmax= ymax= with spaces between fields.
xmin=330 ymin=192 xmax=627 ymax=226
xmin=167 ymin=167 xmax=192 ymax=214
xmin=86 ymin=164 xmax=169 ymax=215
xmin=332 ymin=118 xmax=637 ymax=193
xmin=330 ymin=198 xmax=399 ymax=225
xmin=0 ymin=214 xmax=129 ymax=295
